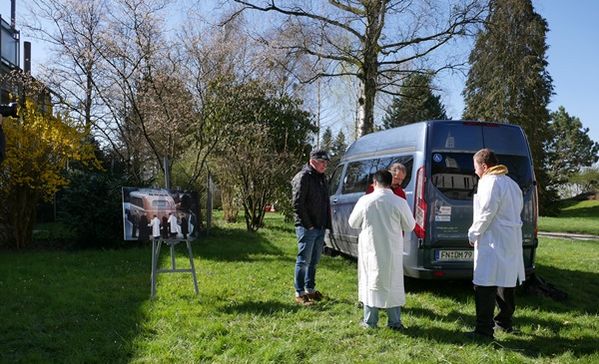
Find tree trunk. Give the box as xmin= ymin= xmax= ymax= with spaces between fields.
xmin=357 ymin=1 xmax=383 ymax=137
xmin=8 ymin=186 xmax=38 ymax=249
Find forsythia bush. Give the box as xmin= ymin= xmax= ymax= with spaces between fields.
xmin=0 ymin=100 xmax=98 ymax=248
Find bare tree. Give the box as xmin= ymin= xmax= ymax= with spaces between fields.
xmin=24 ymin=0 xmax=108 ymax=135
xmin=228 ymin=0 xmax=486 ymax=136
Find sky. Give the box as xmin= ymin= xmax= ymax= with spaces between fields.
xmin=1 ymin=0 xmax=597 ymax=144
xmin=440 ymin=0 xmax=599 ymax=144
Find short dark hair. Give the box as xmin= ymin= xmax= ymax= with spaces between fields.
xmin=310 ymin=149 xmax=330 ymax=161
xmin=373 ymin=169 xmax=392 ymax=187
xmin=473 ymin=148 xmax=498 ymax=167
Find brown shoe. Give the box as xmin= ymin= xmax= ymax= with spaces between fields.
xmin=306 ymin=291 xmax=323 ymax=301
xmin=295 ymin=295 xmax=314 ymax=306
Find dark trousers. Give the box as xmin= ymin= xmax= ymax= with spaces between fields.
xmin=474 ymin=285 xmax=516 ymax=337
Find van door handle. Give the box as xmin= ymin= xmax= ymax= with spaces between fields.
xmin=332 ymin=198 xmax=338 ymax=203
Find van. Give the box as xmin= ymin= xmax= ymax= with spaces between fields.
xmin=326 ymin=120 xmax=538 ymax=279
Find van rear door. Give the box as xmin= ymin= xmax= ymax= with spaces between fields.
xmin=426 ymin=122 xmax=484 ymax=267
xmin=426 ymin=122 xmax=535 ymax=271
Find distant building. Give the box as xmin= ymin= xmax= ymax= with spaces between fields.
xmin=1 ymin=2 xmax=52 ymax=115
xmin=0 ymin=10 xmax=21 ymax=104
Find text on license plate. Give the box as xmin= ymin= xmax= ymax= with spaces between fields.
xmin=435 ymin=250 xmax=473 ymax=262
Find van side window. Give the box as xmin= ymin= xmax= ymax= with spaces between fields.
xmin=379 ymin=156 xmax=414 ymax=188
xmin=342 ymin=160 xmax=373 ymax=194
xmin=328 ymin=164 xmax=344 ymax=196
xmin=431 ymin=152 xmax=478 ymax=200
xmin=342 ymin=155 xmax=414 ymax=194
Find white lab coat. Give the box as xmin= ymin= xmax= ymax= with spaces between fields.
xmin=168 ymin=214 xmax=178 ymax=234
xmin=149 ymin=217 xmax=161 ymax=238
xmin=468 ymin=173 xmax=525 ymax=287
xmin=348 ymin=188 xmax=416 ymax=308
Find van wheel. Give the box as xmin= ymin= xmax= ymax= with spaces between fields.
xmin=323 ymin=246 xmax=340 ymax=257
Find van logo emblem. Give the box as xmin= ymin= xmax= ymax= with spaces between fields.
xmin=433 ymin=153 xmax=443 ymax=163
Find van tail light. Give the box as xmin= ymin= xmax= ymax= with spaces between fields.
xmin=414 ymin=166 xmax=427 ymax=239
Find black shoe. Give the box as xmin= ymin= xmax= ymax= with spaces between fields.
xmin=466 ymin=330 xmax=494 ymax=341
xmin=388 ymin=324 xmax=407 ymax=332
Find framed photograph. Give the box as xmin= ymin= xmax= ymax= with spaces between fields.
xmin=122 ymin=187 xmax=199 ymax=241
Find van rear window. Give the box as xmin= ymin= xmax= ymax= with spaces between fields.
xmin=431 ymin=152 xmax=477 ymax=200
xmin=431 ymin=152 xmax=534 ymax=200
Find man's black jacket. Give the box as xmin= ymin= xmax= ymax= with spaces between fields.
xmin=291 ymin=163 xmax=331 ymax=229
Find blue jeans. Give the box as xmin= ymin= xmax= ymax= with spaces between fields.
xmin=364 ymin=305 xmax=402 ymax=328
xmin=294 ymin=226 xmax=325 ymax=294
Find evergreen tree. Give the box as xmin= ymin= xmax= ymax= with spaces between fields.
xmin=382 ymin=73 xmax=448 ymax=129
xmin=321 ymin=127 xmax=334 ymax=152
xmin=546 ymin=106 xmax=599 ymax=184
xmin=462 ymin=0 xmax=556 ymax=214
xmin=330 ymin=129 xmax=348 ymax=167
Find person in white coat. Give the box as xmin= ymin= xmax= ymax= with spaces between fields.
xmin=168 ymin=212 xmax=179 ymax=238
xmin=348 ymin=170 xmax=416 ymax=330
xmin=468 ymin=148 xmax=525 ymax=339
xmin=148 ymin=215 xmax=161 ymax=240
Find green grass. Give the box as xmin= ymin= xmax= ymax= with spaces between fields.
xmin=539 ymin=200 xmax=599 ymax=235
xmin=1 ymin=214 xmax=598 ymax=363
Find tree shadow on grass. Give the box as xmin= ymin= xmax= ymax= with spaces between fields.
xmin=403 ymin=307 xmax=598 ymax=358
xmin=400 ymin=323 xmax=598 ymax=358
xmin=192 ymin=226 xmax=287 ymax=262
xmin=0 ymin=248 xmax=149 ymax=363
xmin=558 ymin=200 xmax=599 ymax=218
xmin=403 ymin=263 xmax=599 ymax=316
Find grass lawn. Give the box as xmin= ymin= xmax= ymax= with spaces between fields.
xmin=539 ymin=200 xmax=599 ymax=235
xmin=1 ymin=214 xmax=598 ymax=363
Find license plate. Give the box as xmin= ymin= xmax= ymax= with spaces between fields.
xmin=435 ymin=249 xmax=473 ymax=262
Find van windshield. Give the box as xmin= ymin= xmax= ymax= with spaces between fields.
xmin=431 ymin=152 xmax=533 ymax=200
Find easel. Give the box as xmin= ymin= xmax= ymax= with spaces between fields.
xmin=150 ymin=238 xmax=199 ymax=298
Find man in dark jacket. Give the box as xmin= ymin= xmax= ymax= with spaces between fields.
xmin=291 ymin=149 xmax=331 ymax=305
xmin=0 ymin=115 xmax=6 ymax=165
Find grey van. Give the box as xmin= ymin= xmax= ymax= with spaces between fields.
xmin=326 ymin=120 xmax=538 ymax=279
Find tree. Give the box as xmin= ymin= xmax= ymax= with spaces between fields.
xmin=568 ymin=167 xmax=599 ymax=196
xmin=25 ymin=0 xmax=108 ymax=135
xmin=382 ymin=73 xmax=448 ymax=129
xmin=0 ymin=99 xmax=97 ymax=248
xmin=210 ymin=80 xmax=315 ymax=231
xmin=321 ymin=127 xmax=333 ymax=152
xmin=230 ymin=0 xmax=485 ymax=137
xmin=546 ymin=106 xmax=599 ymax=186
xmin=330 ymin=129 xmax=348 ymax=168
xmin=462 ymin=0 xmax=556 ymax=214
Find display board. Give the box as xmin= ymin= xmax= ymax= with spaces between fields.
xmin=122 ymin=187 xmax=199 ymax=241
